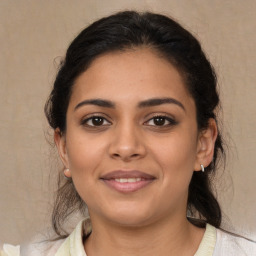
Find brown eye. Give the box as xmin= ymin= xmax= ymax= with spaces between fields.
xmin=153 ymin=117 xmax=166 ymax=126
xmin=91 ymin=117 xmax=104 ymax=126
xmin=82 ymin=116 xmax=111 ymax=127
xmin=145 ymin=115 xmax=177 ymax=127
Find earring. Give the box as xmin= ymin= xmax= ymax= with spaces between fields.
xmin=200 ymin=164 xmax=205 ymax=172
xmin=63 ymin=168 xmax=71 ymax=179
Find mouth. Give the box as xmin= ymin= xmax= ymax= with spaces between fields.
xmin=100 ymin=170 xmax=156 ymax=193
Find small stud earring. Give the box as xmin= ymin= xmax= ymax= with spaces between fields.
xmin=64 ymin=168 xmax=71 ymax=179
xmin=200 ymin=164 xmax=205 ymax=172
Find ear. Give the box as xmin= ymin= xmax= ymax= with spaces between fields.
xmin=54 ymin=128 xmax=71 ymax=177
xmin=194 ymin=119 xmax=218 ymax=171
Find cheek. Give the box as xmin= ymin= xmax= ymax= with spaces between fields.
xmin=66 ymin=132 xmax=108 ymax=177
xmin=152 ymin=130 xmax=198 ymax=187
xmin=65 ymin=134 xmax=108 ymax=204
xmin=157 ymin=131 xmax=197 ymax=166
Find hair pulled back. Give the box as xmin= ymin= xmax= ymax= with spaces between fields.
xmin=45 ymin=11 xmax=224 ymax=237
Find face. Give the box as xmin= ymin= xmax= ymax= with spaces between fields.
xmin=55 ymin=48 xmax=216 ymax=227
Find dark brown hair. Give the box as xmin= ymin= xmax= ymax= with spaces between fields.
xmin=45 ymin=11 xmax=224 ymax=237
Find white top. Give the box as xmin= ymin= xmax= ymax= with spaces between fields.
xmin=3 ymin=218 xmax=256 ymax=256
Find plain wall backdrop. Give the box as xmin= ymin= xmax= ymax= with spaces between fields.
xmin=0 ymin=0 xmax=255 ymax=245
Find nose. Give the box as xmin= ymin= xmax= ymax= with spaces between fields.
xmin=108 ymin=122 xmax=146 ymax=162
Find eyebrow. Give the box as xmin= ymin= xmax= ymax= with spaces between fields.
xmin=74 ymin=97 xmax=185 ymax=111
xmin=138 ymin=97 xmax=185 ymax=111
xmin=74 ymin=99 xmax=115 ymax=110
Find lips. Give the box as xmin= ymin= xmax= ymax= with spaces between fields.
xmin=100 ymin=170 xmax=156 ymax=193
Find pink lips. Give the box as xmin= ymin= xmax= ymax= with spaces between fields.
xmin=100 ymin=170 xmax=155 ymax=193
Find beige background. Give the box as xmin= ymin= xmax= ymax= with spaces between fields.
xmin=0 ymin=0 xmax=255 ymax=245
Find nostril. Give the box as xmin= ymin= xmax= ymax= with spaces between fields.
xmin=111 ymin=153 xmax=140 ymax=159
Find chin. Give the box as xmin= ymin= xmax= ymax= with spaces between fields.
xmin=103 ymin=205 xmax=157 ymax=228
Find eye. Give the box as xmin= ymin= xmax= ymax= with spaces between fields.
xmin=145 ymin=115 xmax=177 ymax=126
xmin=82 ymin=116 xmax=111 ymax=127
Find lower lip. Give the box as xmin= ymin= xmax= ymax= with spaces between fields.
xmin=101 ymin=179 xmax=155 ymax=193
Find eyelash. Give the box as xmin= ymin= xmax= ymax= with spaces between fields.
xmin=81 ymin=115 xmax=112 ymax=127
xmin=144 ymin=115 xmax=177 ymax=127
xmin=81 ymin=114 xmax=177 ymax=128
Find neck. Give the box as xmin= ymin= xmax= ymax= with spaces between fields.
xmin=84 ymin=214 xmax=205 ymax=256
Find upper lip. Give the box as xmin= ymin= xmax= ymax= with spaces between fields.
xmin=101 ymin=170 xmax=155 ymax=180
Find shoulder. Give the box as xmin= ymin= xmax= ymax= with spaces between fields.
xmin=19 ymin=229 xmax=66 ymax=256
xmin=213 ymin=228 xmax=256 ymax=255
xmin=0 ymin=244 xmax=20 ymax=256
xmin=20 ymin=218 xmax=90 ymax=256
xmin=20 ymin=238 xmax=65 ymax=256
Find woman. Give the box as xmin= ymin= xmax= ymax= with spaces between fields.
xmin=17 ymin=10 xmax=255 ymax=256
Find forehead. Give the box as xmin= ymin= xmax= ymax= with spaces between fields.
xmin=70 ymin=48 xmax=194 ymax=109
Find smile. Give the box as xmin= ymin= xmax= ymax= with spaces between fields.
xmin=114 ymin=178 xmax=142 ymax=183
xmin=101 ymin=170 xmax=155 ymax=193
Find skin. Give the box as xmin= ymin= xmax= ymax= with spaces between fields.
xmin=55 ymin=47 xmax=217 ymax=256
